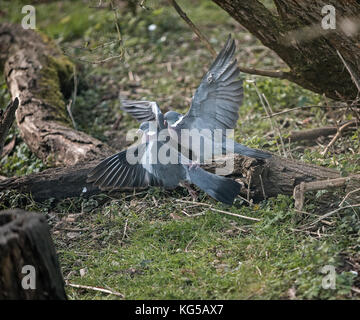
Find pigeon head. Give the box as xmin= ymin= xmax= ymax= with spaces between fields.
xmin=164 ymin=111 xmax=182 ymax=126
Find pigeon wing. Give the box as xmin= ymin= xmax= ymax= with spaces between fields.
xmin=175 ymin=35 xmax=243 ymax=131
xmin=121 ymin=100 xmax=160 ymax=123
xmin=87 ymin=143 xmax=163 ymax=190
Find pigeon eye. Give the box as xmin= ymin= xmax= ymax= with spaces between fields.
xmin=207 ymin=73 xmax=214 ymax=83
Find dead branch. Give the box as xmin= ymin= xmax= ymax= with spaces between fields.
xmin=168 ymin=0 xmax=217 ymax=58
xmin=322 ymin=120 xmax=358 ymax=155
xmin=66 ymin=281 xmax=124 ymax=298
xmin=293 ymin=175 xmax=360 ymax=211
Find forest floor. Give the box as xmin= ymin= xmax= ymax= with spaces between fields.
xmin=1 ymin=0 xmax=360 ymax=299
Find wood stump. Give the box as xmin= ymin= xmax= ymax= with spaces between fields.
xmin=0 ymin=209 xmax=66 ymax=300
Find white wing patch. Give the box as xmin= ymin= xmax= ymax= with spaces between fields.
xmin=172 ymin=115 xmax=184 ymax=127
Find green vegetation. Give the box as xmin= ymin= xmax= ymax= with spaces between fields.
xmin=0 ymin=0 xmax=359 ymax=299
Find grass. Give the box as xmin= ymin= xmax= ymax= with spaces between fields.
xmin=1 ymin=0 xmax=359 ymax=300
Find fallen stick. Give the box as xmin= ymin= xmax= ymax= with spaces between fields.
xmin=176 ymin=199 xmax=261 ymax=221
xmin=301 ymin=203 xmax=360 ymax=228
xmin=293 ymin=175 xmax=360 ymax=211
xmin=322 ymin=120 xmax=357 ymax=155
xmin=66 ymin=281 xmax=124 ymax=298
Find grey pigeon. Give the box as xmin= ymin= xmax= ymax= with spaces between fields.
xmin=87 ymin=116 xmax=241 ymax=205
xmin=121 ymin=36 xmax=271 ymax=162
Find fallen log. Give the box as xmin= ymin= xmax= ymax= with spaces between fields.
xmin=0 ymin=23 xmax=112 ymax=166
xmin=0 ymin=154 xmax=342 ymax=202
xmin=0 ymin=209 xmax=67 ymax=299
xmin=0 ymin=160 xmax=100 ymax=201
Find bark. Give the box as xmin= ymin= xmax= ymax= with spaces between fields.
xmin=0 ymin=23 xmax=112 ymax=166
xmin=0 ymin=209 xmax=67 ymax=299
xmin=0 ymin=98 xmax=18 ymax=157
xmin=0 ymin=154 xmax=341 ymax=202
xmin=203 ymin=154 xmax=341 ymax=200
xmin=0 ymin=160 xmax=100 ymax=201
xmin=212 ymin=0 xmax=360 ymax=101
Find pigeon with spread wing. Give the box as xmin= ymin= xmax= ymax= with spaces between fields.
xmin=121 ymin=36 xmax=271 ymax=162
xmin=87 ymin=117 xmax=241 ymax=205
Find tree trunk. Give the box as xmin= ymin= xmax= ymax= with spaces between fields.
xmin=0 ymin=209 xmax=67 ymax=299
xmin=0 ymin=155 xmax=341 ymax=202
xmin=212 ymin=0 xmax=360 ymax=101
xmin=0 ymin=23 xmax=113 ymax=166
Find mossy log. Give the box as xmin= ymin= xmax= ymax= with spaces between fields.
xmin=0 ymin=154 xmax=342 ymax=202
xmin=0 ymin=23 xmax=112 ymax=166
xmin=0 ymin=209 xmax=67 ymax=299
xmin=212 ymin=0 xmax=360 ymax=101
xmin=0 ymin=98 xmax=19 ymax=157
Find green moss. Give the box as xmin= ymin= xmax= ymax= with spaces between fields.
xmin=36 ymin=53 xmax=73 ymax=124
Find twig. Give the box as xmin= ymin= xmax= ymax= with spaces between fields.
xmin=336 ymin=49 xmax=360 ymax=93
xmin=66 ymin=99 xmax=77 ymax=130
xmin=238 ymin=66 xmax=292 ymax=80
xmin=67 ymin=65 xmax=78 ymax=130
xmin=262 ymin=105 xmax=349 ymax=119
xmin=122 ymin=219 xmax=128 ymax=240
xmin=168 ymin=0 xmax=217 ymax=58
xmin=54 ymin=227 xmax=90 ymax=232
xmin=185 ymin=234 xmax=198 ymax=252
xmin=339 ymin=187 xmax=360 ymax=207
xmin=293 ymin=176 xmax=360 ymax=211
xmin=110 ymin=0 xmax=123 ymax=44
xmin=250 ymin=80 xmax=283 ymax=156
xmin=238 ymin=194 xmax=253 ymax=206
xmin=255 ymin=265 xmax=262 ymax=277
xmin=309 ymin=204 xmax=360 ymax=226
xmin=168 ymin=0 xmax=290 ymax=80
xmin=295 ymin=209 xmax=333 ymax=225
xmin=262 ymin=93 xmax=287 ymax=157
xmin=259 ymin=174 xmax=267 ymax=200
xmin=66 ymin=281 xmax=125 ymax=298
xmin=176 ymin=199 xmax=261 ymax=222
xmin=247 ymin=174 xmax=252 ymax=202
xmin=290 ymin=228 xmax=329 ymax=237
xmin=322 ymin=120 xmax=357 ymax=155
xmin=72 ymin=64 xmax=78 ymax=107
xmin=62 ymin=3 xmax=125 ymax=67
